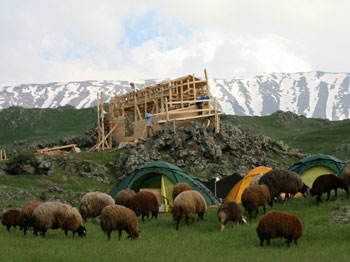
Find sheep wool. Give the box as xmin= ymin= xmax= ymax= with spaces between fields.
xmin=172 ymin=182 xmax=192 ymax=200
xmin=100 ymin=204 xmax=139 ymax=240
xmin=2 ymin=209 xmax=21 ymax=231
xmin=127 ymin=191 xmax=159 ymax=222
xmin=80 ymin=192 xmax=115 ymax=221
xmin=257 ymin=210 xmax=302 ymax=247
xmin=241 ymin=185 xmax=271 ymax=219
xmin=172 ymin=190 xmax=207 ymax=230
xmin=259 ymin=169 xmax=308 ymax=203
xmin=33 ymin=201 xmax=86 ymax=237
xmin=115 ymin=189 xmax=136 ymax=206
xmin=20 ymin=200 xmax=42 ymax=235
xmin=310 ymin=174 xmax=344 ymax=203
xmin=217 ymin=202 xmax=247 ymax=231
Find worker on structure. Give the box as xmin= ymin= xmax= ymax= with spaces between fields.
xmin=130 ymin=82 xmax=137 ymax=93
xmin=196 ymin=96 xmax=209 ymax=115
xmin=145 ymin=109 xmax=155 ymax=137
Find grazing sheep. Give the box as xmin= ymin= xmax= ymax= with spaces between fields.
xmin=172 ymin=190 xmax=207 ymax=230
xmin=172 ymin=182 xmax=192 ymax=200
xmin=217 ymin=202 xmax=247 ymax=231
xmin=115 ymin=189 xmax=136 ymax=206
xmin=126 ymin=191 xmax=159 ymax=222
xmin=241 ymin=185 xmax=271 ymax=219
xmin=310 ymin=174 xmax=344 ymax=203
xmin=259 ymin=169 xmax=309 ymax=204
xmin=2 ymin=210 xmax=21 ymax=231
xmin=257 ymin=210 xmax=303 ymax=247
xmin=20 ymin=200 xmax=42 ymax=235
xmin=342 ymin=164 xmax=350 ymax=198
xmin=100 ymin=204 xmax=139 ymax=240
xmin=80 ymin=192 xmax=114 ymax=221
xmin=33 ymin=201 xmax=86 ymax=237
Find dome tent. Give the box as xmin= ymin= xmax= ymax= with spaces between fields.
xmin=109 ymin=161 xmax=220 ymax=212
xmin=289 ymin=154 xmax=346 ymax=187
xmin=224 ymin=166 xmax=272 ymax=204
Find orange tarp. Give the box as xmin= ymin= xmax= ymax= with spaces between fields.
xmin=224 ymin=166 xmax=272 ymax=204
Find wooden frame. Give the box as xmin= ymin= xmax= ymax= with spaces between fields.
xmin=91 ymin=69 xmax=223 ymax=149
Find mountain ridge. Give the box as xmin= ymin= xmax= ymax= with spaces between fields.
xmin=1 ymin=71 xmax=349 ymax=120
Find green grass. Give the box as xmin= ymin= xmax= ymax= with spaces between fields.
xmin=0 ymin=106 xmax=96 ymax=146
xmin=1 ymin=193 xmax=350 ymax=261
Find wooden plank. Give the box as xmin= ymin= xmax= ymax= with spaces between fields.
xmin=0 ymin=150 xmax=2 ymax=160
xmin=101 ymin=92 xmax=106 ymax=150
xmin=157 ymin=113 xmax=223 ymax=123
xmin=215 ymin=97 xmax=219 ymax=133
xmin=97 ymin=92 xmax=101 ymax=148
xmin=165 ymin=97 xmax=169 ymax=122
xmin=204 ymin=68 xmax=210 ymax=97
xmin=39 ymin=144 xmax=78 ymax=152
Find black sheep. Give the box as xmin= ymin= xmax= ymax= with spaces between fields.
xmin=310 ymin=174 xmax=344 ymax=203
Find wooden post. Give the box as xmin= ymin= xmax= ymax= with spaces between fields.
xmin=193 ymin=74 xmax=196 ymax=100
xmin=108 ymin=99 xmax=114 ymax=148
xmin=180 ymin=80 xmax=184 ymax=108
xmin=4 ymin=150 xmax=6 ymax=160
xmin=165 ymin=97 xmax=169 ymax=122
xmin=97 ymin=92 xmax=101 ymax=150
xmin=214 ymin=97 xmax=219 ymax=133
xmin=204 ymin=68 xmax=210 ymax=97
xmin=101 ymin=92 xmax=105 ymax=150
xmin=0 ymin=149 xmax=3 ymax=161
xmin=134 ymin=93 xmax=137 ymax=121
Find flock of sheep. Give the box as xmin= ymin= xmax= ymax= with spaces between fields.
xmin=2 ymin=167 xmax=350 ymax=247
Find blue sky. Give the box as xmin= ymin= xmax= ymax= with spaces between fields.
xmin=0 ymin=0 xmax=349 ymax=86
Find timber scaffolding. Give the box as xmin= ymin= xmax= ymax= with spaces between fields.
xmin=90 ymin=69 xmax=224 ymax=151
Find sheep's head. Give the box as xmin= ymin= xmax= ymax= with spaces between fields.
xmin=75 ymin=226 xmax=87 ymax=237
xmin=301 ymin=183 xmax=311 ymax=198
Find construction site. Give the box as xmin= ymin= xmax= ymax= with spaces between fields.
xmin=90 ymin=69 xmax=223 ymax=151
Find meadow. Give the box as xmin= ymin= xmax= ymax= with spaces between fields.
xmin=1 ymin=193 xmax=350 ymax=262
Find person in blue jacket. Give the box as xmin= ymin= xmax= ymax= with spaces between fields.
xmin=145 ymin=109 xmax=155 ymax=137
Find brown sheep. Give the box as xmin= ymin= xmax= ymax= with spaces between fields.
xmin=115 ymin=189 xmax=136 ymax=206
xmin=172 ymin=190 xmax=207 ymax=230
xmin=172 ymin=183 xmax=192 ymax=200
xmin=2 ymin=210 xmax=21 ymax=231
xmin=100 ymin=204 xmax=139 ymax=240
xmin=257 ymin=210 xmax=303 ymax=247
xmin=33 ymin=202 xmax=86 ymax=237
xmin=217 ymin=202 xmax=247 ymax=231
xmin=20 ymin=200 xmax=42 ymax=235
xmin=310 ymin=174 xmax=344 ymax=203
xmin=259 ymin=169 xmax=309 ymax=204
xmin=80 ymin=192 xmax=115 ymax=221
xmin=342 ymin=164 xmax=350 ymax=198
xmin=241 ymin=185 xmax=271 ymax=219
xmin=126 ymin=191 xmax=159 ymax=222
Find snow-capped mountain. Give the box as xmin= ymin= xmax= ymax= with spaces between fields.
xmin=1 ymin=71 xmax=349 ymax=120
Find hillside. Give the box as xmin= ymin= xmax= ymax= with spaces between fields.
xmin=1 ymin=107 xmax=350 ymax=160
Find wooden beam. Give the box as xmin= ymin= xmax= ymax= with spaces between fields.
xmin=165 ymin=97 xmax=169 ymax=122
xmin=88 ymin=123 xmax=119 ymax=151
xmin=204 ymin=68 xmax=210 ymax=97
xmin=101 ymin=92 xmax=105 ymax=150
xmin=157 ymin=113 xmax=223 ymax=123
xmin=97 ymin=92 xmax=101 ymax=148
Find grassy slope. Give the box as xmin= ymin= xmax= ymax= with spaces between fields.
xmin=0 ymin=107 xmax=96 ymax=146
xmin=225 ymin=114 xmax=350 ymax=160
xmin=1 ymin=193 xmax=350 ymax=261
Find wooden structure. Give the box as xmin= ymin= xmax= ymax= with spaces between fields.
xmin=0 ymin=149 xmax=6 ymax=161
xmin=36 ymin=144 xmax=79 ymax=156
xmin=91 ymin=69 xmax=223 ymax=150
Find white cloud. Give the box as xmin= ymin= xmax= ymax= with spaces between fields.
xmin=0 ymin=0 xmax=349 ymax=86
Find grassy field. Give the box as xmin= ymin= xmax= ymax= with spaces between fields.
xmin=1 ymin=193 xmax=350 ymax=262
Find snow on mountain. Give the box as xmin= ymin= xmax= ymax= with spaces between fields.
xmin=1 ymin=72 xmax=349 ymax=120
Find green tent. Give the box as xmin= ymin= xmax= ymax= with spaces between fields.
xmin=289 ymin=154 xmax=346 ymax=187
xmin=109 ymin=161 xmax=220 ymax=212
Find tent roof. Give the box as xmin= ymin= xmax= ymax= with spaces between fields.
xmin=224 ymin=166 xmax=272 ymax=204
xmin=109 ymin=161 xmax=220 ymax=206
xmin=289 ymin=154 xmax=346 ymax=176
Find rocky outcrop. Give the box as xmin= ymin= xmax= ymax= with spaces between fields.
xmin=114 ymin=119 xmax=305 ymax=180
xmin=1 ymin=153 xmax=110 ymax=184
